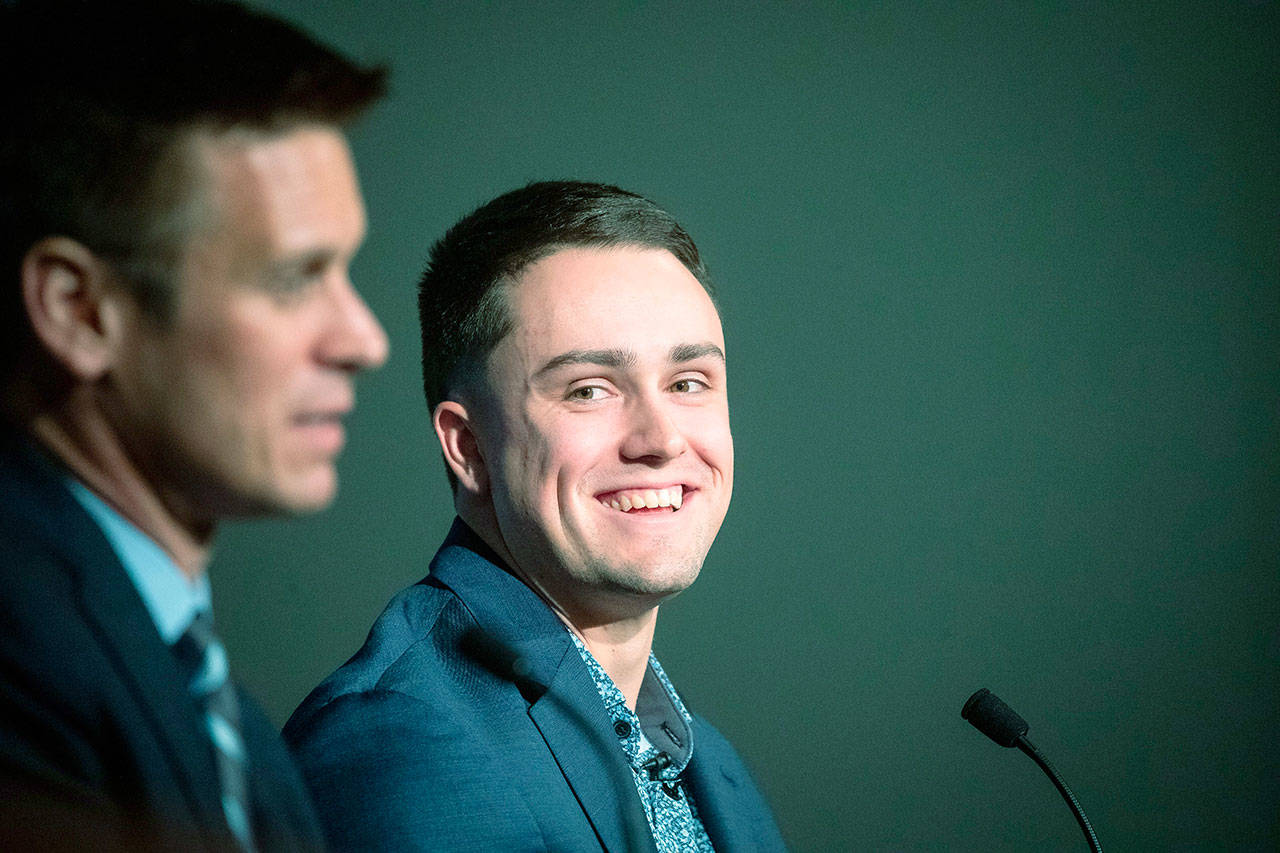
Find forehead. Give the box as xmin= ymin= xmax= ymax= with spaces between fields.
xmin=498 ymin=246 xmax=724 ymax=369
xmin=188 ymin=126 xmax=366 ymax=269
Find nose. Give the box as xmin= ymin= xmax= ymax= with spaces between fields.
xmin=620 ymin=393 xmax=688 ymax=463
xmin=319 ymin=276 xmax=389 ymax=372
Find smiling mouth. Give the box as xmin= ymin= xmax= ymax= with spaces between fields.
xmin=597 ymin=485 xmax=684 ymax=512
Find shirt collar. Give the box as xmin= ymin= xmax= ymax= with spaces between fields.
xmin=65 ymin=478 xmax=211 ymax=645
xmin=567 ymin=630 xmax=696 ymax=775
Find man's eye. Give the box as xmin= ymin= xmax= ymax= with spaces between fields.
xmin=568 ymin=386 xmax=606 ymax=401
xmin=262 ymin=274 xmax=318 ymax=302
xmin=671 ymin=378 xmax=708 ymax=393
xmin=265 ymin=260 xmax=332 ymax=298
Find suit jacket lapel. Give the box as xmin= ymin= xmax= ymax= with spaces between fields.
xmin=240 ymin=695 xmax=324 ymax=851
xmin=74 ymin=514 xmax=231 ymax=844
xmin=7 ymin=437 xmax=231 ymax=844
xmin=527 ymin=655 xmax=657 ymax=853
xmin=683 ymin=739 xmax=742 ymax=851
xmin=430 ymin=519 xmax=657 ymax=853
xmin=683 ymin=718 xmax=788 ymax=852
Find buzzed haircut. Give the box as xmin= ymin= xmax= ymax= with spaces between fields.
xmin=417 ymin=180 xmax=713 ymax=422
xmin=0 ymin=0 xmax=386 ymax=379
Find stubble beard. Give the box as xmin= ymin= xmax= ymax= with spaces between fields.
xmin=569 ymin=532 xmax=709 ymax=603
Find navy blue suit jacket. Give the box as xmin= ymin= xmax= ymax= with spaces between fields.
xmin=284 ymin=519 xmax=786 ymax=852
xmin=0 ymin=431 xmax=323 ymax=851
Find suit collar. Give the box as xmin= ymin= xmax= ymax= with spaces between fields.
xmin=427 ymin=519 xmax=571 ymax=693
xmin=529 ymin=659 xmax=658 ymax=853
xmin=428 ymin=518 xmax=657 ymax=853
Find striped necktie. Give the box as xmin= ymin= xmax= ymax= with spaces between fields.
xmin=173 ymin=611 xmax=255 ymax=851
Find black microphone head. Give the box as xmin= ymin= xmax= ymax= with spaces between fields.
xmin=962 ymin=688 xmax=1029 ymax=748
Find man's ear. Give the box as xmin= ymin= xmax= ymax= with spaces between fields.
xmin=434 ymin=400 xmax=488 ymax=495
xmin=20 ymin=237 xmax=127 ymax=381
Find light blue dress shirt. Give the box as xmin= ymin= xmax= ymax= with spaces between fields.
xmin=66 ymin=479 xmax=211 ymax=644
xmin=66 ymin=480 xmax=254 ymax=847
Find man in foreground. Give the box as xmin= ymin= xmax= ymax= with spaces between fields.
xmin=0 ymin=1 xmax=388 ymax=848
xmin=286 ymin=181 xmax=785 ymax=851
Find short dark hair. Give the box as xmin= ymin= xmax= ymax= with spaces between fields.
xmin=417 ymin=180 xmax=713 ymax=423
xmin=1 ymin=0 xmax=386 ymax=378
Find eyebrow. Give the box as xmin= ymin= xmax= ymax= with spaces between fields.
xmin=268 ymin=249 xmax=339 ymax=277
xmin=669 ymin=342 xmax=726 ymax=364
xmin=534 ymin=342 xmax=725 ymax=378
xmin=535 ymin=349 xmax=636 ymax=377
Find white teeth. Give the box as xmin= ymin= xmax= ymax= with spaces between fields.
xmin=600 ymin=486 xmax=684 ymax=512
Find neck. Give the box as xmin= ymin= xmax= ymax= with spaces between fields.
xmin=28 ymin=404 xmax=212 ymax=581
xmin=571 ymin=612 xmax=658 ymax=710
xmin=505 ymin=553 xmax=660 ymax=710
xmin=458 ymin=504 xmax=660 ymax=709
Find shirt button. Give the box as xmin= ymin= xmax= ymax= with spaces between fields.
xmin=614 ymin=720 xmax=632 ymax=738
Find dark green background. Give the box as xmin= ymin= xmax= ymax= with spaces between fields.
xmin=217 ymin=2 xmax=1279 ymax=849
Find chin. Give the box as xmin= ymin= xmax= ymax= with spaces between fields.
xmin=252 ymin=471 xmax=339 ymax=517
xmin=593 ymin=558 xmax=704 ymax=599
xmin=287 ymin=481 xmax=339 ymax=514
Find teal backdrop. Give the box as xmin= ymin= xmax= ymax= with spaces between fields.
xmin=216 ymin=2 xmax=1279 ymax=849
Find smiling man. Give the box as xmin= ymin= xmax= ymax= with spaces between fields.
xmin=285 ymin=182 xmax=785 ymax=852
xmin=0 ymin=1 xmax=386 ymax=849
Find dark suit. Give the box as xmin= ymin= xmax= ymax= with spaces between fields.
xmin=0 ymin=430 xmax=323 ymax=851
xmin=284 ymin=519 xmax=786 ymax=852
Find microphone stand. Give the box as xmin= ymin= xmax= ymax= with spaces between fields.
xmin=962 ymin=688 xmax=1103 ymax=852
xmin=1015 ymin=734 xmax=1102 ymax=853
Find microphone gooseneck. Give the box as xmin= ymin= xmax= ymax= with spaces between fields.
xmin=961 ymin=688 xmax=1103 ymax=852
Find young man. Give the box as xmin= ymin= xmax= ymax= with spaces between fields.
xmin=0 ymin=2 xmax=388 ymax=848
xmin=286 ymin=181 xmax=785 ymax=851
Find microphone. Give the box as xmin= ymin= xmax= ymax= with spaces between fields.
xmin=961 ymin=688 xmax=1102 ymax=852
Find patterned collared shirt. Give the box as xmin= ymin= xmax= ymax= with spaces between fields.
xmin=567 ymin=631 xmax=715 ymax=853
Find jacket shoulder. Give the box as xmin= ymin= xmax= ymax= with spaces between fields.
xmin=284 ymin=579 xmax=463 ymax=729
xmin=282 ymin=584 xmax=556 ymax=850
xmin=0 ymin=498 xmax=127 ymax=781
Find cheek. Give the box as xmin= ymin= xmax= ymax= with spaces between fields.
xmin=505 ymin=414 xmax=606 ymax=508
xmin=211 ymin=310 xmax=306 ymax=399
xmin=489 ymin=413 xmax=551 ymax=509
xmin=685 ymin=406 xmax=734 ymax=462
xmin=718 ymin=422 xmax=735 ymax=472
xmin=163 ymin=330 xmax=299 ymax=471
xmin=547 ymin=415 xmax=617 ymax=485
xmin=193 ymin=339 xmax=285 ymax=426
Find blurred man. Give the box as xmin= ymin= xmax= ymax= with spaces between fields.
xmin=286 ymin=181 xmax=785 ymax=851
xmin=0 ymin=1 xmax=388 ymax=848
